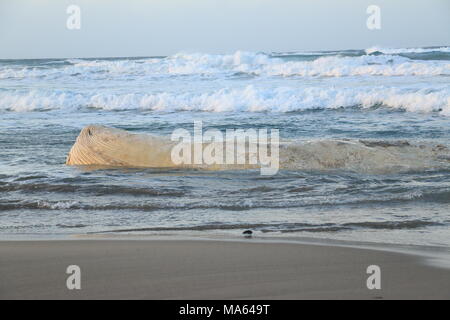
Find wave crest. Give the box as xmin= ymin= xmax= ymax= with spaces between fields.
xmin=2 ymin=86 xmax=449 ymax=114
xmin=1 ymin=50 xmax=449 ymax=80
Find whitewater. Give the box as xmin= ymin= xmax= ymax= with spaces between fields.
xmin=1 ymin=48 xmax=450 ymax=114
xmin=1 ymin=47 xmax=450 ymax=247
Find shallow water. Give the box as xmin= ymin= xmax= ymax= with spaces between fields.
xmin=1 ymin=47 xmax=450 ymax=246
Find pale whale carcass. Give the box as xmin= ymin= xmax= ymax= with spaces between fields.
xmin=66 ymin=125 xmax=450 ymax=174
xmin=66 ymin=125 xmax=176 ymax=167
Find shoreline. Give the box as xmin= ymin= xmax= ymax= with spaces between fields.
xmin=1 ymin=237 xmax=449 ymax=299
xmin=2 ymin=231 xmax=450 ymax=269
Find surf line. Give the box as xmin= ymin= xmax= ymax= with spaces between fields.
xmin=170 ymin=120 xmax=279 ymax=175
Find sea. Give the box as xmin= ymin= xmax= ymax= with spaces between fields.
xmin=1 ymin=46 xmax=450 ymax=247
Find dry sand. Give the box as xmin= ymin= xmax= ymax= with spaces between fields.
xmin=0 ymin=239 xmax=449 ymax=300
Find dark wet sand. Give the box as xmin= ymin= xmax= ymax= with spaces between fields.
xmin=0 ymin=240 xmax=449 ymax=300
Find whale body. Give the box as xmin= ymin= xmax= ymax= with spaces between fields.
xmin=66 ymin=125 xmax=176 ymax=167
xmin=66 ymin=125 xmax=450 ymax=174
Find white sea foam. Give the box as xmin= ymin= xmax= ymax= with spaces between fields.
xmin=1 ymin=86 xmax=449 ymax=114
xmin=281 ymin=139 xmax=450 ymax=173
xmin=366 ymin=46 xmax=450 ymax=55
xmin=0 ymin=90 xmax=83 ymax=112
xmin=1 ymin=50 xmax=449 ymax=80
xmin=1 ymin=49 xmax=449 ymax=115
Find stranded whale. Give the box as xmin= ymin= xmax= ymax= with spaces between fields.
xmin=66 ymin=125 xmax=175 ymax=167
xmin=65 ymin=125 xmax=269 ymax=171
xmin=66 ymin=125 xmax=450 ymax=174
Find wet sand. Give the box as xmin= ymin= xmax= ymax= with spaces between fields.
xmin=0 ymin=240 xmax=449 ymax=300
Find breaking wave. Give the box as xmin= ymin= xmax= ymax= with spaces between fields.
xmin=365 ymin=46 xmax=450 ymax=55
xmin=1 ymin=50 xmax=449 ymax=80
xmin=1 ymin=85 xmax=449 ymax=115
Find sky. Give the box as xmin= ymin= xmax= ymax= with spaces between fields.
xmin=0 ymin=0 xmax=449 ymax=59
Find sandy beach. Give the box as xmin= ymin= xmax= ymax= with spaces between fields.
xmin=2 ymin=0 xmax=450 ymax=304
xmin=0 ymin=239 xmax=449 ymax=300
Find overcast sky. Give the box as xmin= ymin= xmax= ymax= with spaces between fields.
xmin=0 ymin=0 xmax=449 ymax=59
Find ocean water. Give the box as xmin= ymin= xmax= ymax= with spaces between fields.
xmin=1 ymin=47 xmax=450 ymax=246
